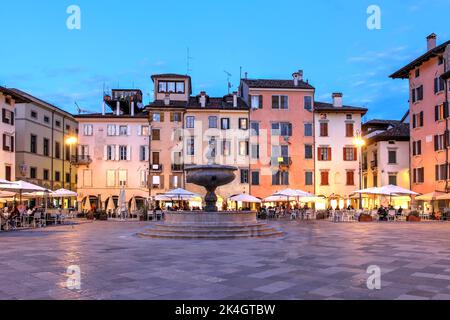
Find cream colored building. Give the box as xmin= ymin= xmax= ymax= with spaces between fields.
xmin=362 ymin=117 xmax=410 ymax=208
xmin=0 ymin=87 xmax=27 ymax=181
xmin=75 ymin=89 xmax=150 ymax=210
xmin=314 ymin=93 xmax=367 ymax=210
xmin=10 ymin=89 xmax=78 ymax=202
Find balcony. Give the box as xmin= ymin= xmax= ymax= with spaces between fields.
xmin=370 ymin=160 xmax=378 ymax=169
xmin=362 ymin=162 xmax=368 ymax=171
xmin=71 ymin=155 xmax=92 ymax=166
xmin=171 ymin=164 xmax=183 ymax=172
xmin=151 ymin=164 xmax=163 ymax=172
xmin=271 ymin=156 xmax=292 ymax=167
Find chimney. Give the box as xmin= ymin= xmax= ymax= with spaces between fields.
xmin=116 ymin=101 xmax=120 ymax=116
xmin=427 ymin=33 xmax=437 ymax=51
xmin=164 ymin=93 xmax=170 ymax=106
xmin=232 ymin=91 xmax=238 ymax=108
xmin=102 ymin=101 xmax=105 ymax=116
xmin=130 ymin=101 xmax=135 ymax=116
xmin=332 ymin=93 xmax=343 ymax=108
xmin=292 ymin=70 xmax=303 ymax=86
xmin=199 ymin=91 xmax=207 ymax=108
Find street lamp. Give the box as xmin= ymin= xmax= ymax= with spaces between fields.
xmin=65 ymin=136 xmax=78 ymax=192
xmin=353 ymin=130 xmax=365 ymax=210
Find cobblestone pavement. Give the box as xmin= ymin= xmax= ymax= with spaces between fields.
xmin=2 ymin=220 xmax=450 ymax=300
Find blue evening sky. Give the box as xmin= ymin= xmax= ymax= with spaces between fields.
xmin=0 ymin=0 xmax=449 ymax=121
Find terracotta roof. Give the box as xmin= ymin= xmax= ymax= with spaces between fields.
xmin=242 ymin=79 xmax=315 ymax=90
xmin=0 ymin=86 xmax=30 ymax=103
xmin=314 ymin=101 xmax=368 ymax=114
xmin=74 ymin=112 xmax=148 ymax=119
xmin=151 ymin=73 xmax=191 ymax=80
xmin=187 ymin=95 xmax=249 ymax=110
xmin=367 ymin=123 xmax=410 ymax=143
xmin=146 ymin=100 xmax=188 ymax=109
xmin=390 ymin=40 xmax=450 ymax=79
xmin=363 ymin=119 xmax=402 ymax=126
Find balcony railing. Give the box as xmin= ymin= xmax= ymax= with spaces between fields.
xmin=151 ymin=164 xmax=163 ymax=171
xmin=362 ymin=162 xmax=368 ymax=171
xmin=370 ymin=160 xmax=378 ymax=169
xmin=171 ymin=164 xmax=183 ymax=172
xmin=71 ymin=155 xmax=92 ymax=166
xmin=271 ymin=156 xmax=292 ymax=167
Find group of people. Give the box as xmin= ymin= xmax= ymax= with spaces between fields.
xmin=376 ymin=205 xmax=403 ymax=221
xmin=0 ymin=204 xmax=44 ymax=230
xmin=258 ymin=204 xmax=311 ymax=220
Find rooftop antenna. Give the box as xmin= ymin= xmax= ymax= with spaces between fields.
xmin=239 ymin=66 xmax=242 ymax=80
xmin=75 ymin=101 xmax=96 ymax=114
xmin=186 ymin=47 xmax=193 ymax=75
xmin=224 ymin=70 xmax=232 ymax=94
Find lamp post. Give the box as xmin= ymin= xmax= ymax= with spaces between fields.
xmin=353 ymin=130 xmax=366 ymax=210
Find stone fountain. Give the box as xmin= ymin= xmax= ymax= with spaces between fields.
xmin=138 ymin=149 xmax=283 ymax=239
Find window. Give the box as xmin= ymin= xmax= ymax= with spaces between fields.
xmin=31 ymin=111 xmax=37 ymax=119
xmin=304 ymin=96 xmax=312 ymax=111
xmin=55 ymin=142 xmax=61 ymax=159
xmin=435 ymin=77 xmax=445 ymax=94
xmin=43 ymin=169 xmax=49 ymax=181
xmin=320 ymin=123 xmax=328 ymax=136
xmin=221 ymin=140 xmax=231 ymax=156
xmin=412 ymin=140 xmax=422 ymax=156
xmin=186 ymin=138 xmax=195 ymax=156
xmin=320 ymin=171 xmax=329 ymax=186
xmin=66 ymin=173 xmax=71 ymax=183
xmin=272 ymin=122 xmax=292 ymax=136
xmin=412 ymin=111 xmax=424 ymax=128
xmin=239 ymin=141 xmax=249 ymax=156
xmin=346 ymin=114 xmax=353 ymax=120
xmin=186 ymin=116 xmax=195 ymax=128
xmin=2 ymin=134 xmax=14 ymax=152
xmin=152 ymin=129 xmax=161 ymax=141
xmin=66 ymin=124 xmax=71 ymax=131
xmin=107 ymin=124 xmax=117 ymax=136
xmin=55 ymin=120 xmax=61 ymax=127
xmin=343 ymin=147 xmax=357 ymax=161
xmin=65 ymin=145 xmax=70 ymax=161
xmin=5 ymin=165 xmax=11 ymax=181
xmin=305 ymin=145 xmax=313 ymax=159
xmin=389 ymin=174 xmax=398 ymax=186
xmin=388 ymin=150 xmax=397 ymax=164
xmin=119 ymin=125 xmax=128 ymax=136
xmin=373 ymin=174 xmax=378 ymax=187
xmin=318 ymin=147 xmax=332 ymax=161
xmin=158 ymin=81 xmax=185 ymax=94
xmin=83 ymin=124 xmax=93 ymax=136
xmin=250 ymin=122 xmax=260 ymax=136
xmin=272 ymin=171 xmax=289 ymax=185
xmin=170 ymin=112 xmax=182 ymax=122
xmin=221 ymin=118 xmax=230 ymax=130
xmin=345 ymin=123 xmax=354 ymax=137
xmin=435 ymin=103 xmax=449 ymax=121
xmin=239 ymin=118 xmax=248 ymax=130
xmin=152 ymin=152 xmax=160 ymax=165
xmin=118 ymin=170 xmax=127 ymax=186
xmin=250 ymin=144 xmax=259 ymax=159
xmin=83 ymin=170 xmax=92 ymax=187
xmin=2 ymin=109 xmax=14 ymax=125
xmin=55 ymin=171 xmax=61 ymax=182
xmin=439 ymin=56 xmax=444 ymax=65
xmin=152 ymin=112 xmax=164 ymax=122
xmin=140 ymin=170 xmax=148 ymax=188
xmin=140 ymin=125 xmax=149 ymax=136
xmin=175 ymin=82 xmax=185 ymax=93
xmin=346 ymin=171 xmax=355 ymax=186
xmin=119 ymin=145 xmax=127 ymax=161
xmin=305 ymin=171 xmax=313 ymax=186
xmin=44 ymin=116 xmax=50 ymax=123
xmin=434 ymin=134 xmax=446 ymax=151
xmin=304 ymin=123 xmax=313 ymax=136
xmin=208 ymin=137 xmax=217 ymax=158
xmin=413 ymin=167 xmax=425 ymax=183
xmin=415 ymin=68 xmax=420 ymax=78
xmin=208 ymin=116 xmax=217 ymax=128
xmin=106 ymin=145 xmax=115 ymax=161
xmin=411 ymin=85 xmax=423 ymax=103
xmin=106 ymin=170 xmax=116 ymax=187
xmin=271 ymin=95 xmax=288 ymax=109
xmin=30 ymin=167 xmax=37 ymax=179
xmin=435 ymin=164 xmax=448 ymax=181
xmin=139 ymin=145 xmax=148 ymax=162
xmin=250 ymin=95 xmax=263 ymax=109
xmin=30 ymin=134 xmax=37 ymax=154
xmin=240 ymin=169 xmax=249 ymax=184
xmin=248 ymin=171 xmax=259 ymax=186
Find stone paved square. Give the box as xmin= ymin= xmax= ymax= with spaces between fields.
xmin=2 ymin=220 xmax=450 ymax=300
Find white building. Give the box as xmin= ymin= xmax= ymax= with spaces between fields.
xmin=0 ymin=87 xmax=27 ymax=181
xmin=314 ymin=93 xmax=367 ymax=209
xmin=75 ymin=89 xmax=150 ymax=211
xmin=362 ymin=115 xmax=410 ymax=208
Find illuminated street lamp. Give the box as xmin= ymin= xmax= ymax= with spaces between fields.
xmin=65 ymin=136 xmax=78 ymax=192
xmin=353 ymin=130 xmax=365 ymax=210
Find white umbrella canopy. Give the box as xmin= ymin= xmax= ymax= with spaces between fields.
xmin=229 ymin=194 xmax=262 ymax=203
xmin=106 ymin=197 xmax=116 ymax=211
xmin=273 ymin=188 xmax=306 ymax=197
xmin=164 ymin=188 xmax=199 ymax=200
xmin=375 ymin=185 xmax=419 ymax=196
xmin=130 ymin=196 xmax=137 ymax=212
xmin=416 ymin=192 xmax=446 ymax=201
xmin=352 ymin=187 xmax=382 ymax=195
xmin=118 ymin=187 xmax=128 ymax=218
xmin=263 ymin=195 xmax=287 ymax=202
xmin=0 ymin=179 xmax=15 ymax=185
xmin=52 ymin=188 xmax=78 ymax=197
xmin=0 ymin=180 xmax=48 ymax=193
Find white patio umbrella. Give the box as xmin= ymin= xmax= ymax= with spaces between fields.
xmin=416 ymin=192 xmax=446 ymax=201
xmin=375 ymin=185 xmax=419 ymax=196
xmin=52 ymin=188 xmax=78 ymax=197
xmin=106 ymin=197 xmax=116 ymax=212
xmin=130 ymin=196 xmax=137 ymax=212
xmin=263 ymin=195 xmax=287 ymax=202
xmin=0 ymin=179 xmax=15 ymax=185
xmin=229 ymin=194 xmax=262 ymax=203
xmin=0 ymin=180 xmax=49 ymax=204
xmin=118 ymin=187 xmax=128 ymax=219
xmin=164 ymin=188 xmax=199 ymax=200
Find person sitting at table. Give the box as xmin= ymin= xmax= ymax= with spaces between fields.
xmin=377 ymin=206 xmax=388 ymax=221
xmin=397 ymin=206 xmax=403 ymax=217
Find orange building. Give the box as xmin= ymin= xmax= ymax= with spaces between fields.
xmin=391 ymin=33 xmax=450 ymax=195
xmin=239 ymin=71 xmax=315 ymax=198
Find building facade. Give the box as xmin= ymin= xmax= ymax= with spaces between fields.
xmin=391 ymin=33 xmax=450 ymax=195
xmin=75 ymin=89 xmax=150 ymax=210
xmin=0 ymin=87 xmax=27 ymax=181
xmin=11 ymin=89 xmax=78 ymax=201
xmin=240 ymin=71 xmax=315 ymax=199
xmin=362 ymin=117 xmax=410 ymax=208
xmin=314 ymin=93 xmax=367 ymax=209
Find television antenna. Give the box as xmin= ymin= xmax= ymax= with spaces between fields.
xmin=224 ymin=70 xmax=232 ymax=94
xmin=75 ymin=101 xmax=96 ymax=114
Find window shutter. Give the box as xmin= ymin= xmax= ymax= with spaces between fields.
xmin=1 ymin=109 xmax=5 ymax=123
xmin=145 ymin=145 xmax=149 ymax=161
xmin=115 ymin=145 xmax=120 ymax=161
xmin=137 ymin=125 xmax=142 ymax=136
xmin=436 ymin=165 xmax=439 ymax=181
xmin=103 ymin=145 xmax=108 ymax=160
xmin=343 ymin=148 xmax=346 ymax=161
xmin=435 ymin=105 xmax=439 ymax=121
xmin=317 ymin=148 xmax=321 ymax=160
xmin=160 ymin=175 xmax=164 ymax=189
xmin=412 ymin=142 xmax=416 ymax=156
xmin=115 ymin=125 xmax=119 ymax=136
xmin=10 ymin=136 xmax=14 ymax=152
xmin=160 ymin=112 xmax=165 ymax=122
xmin=434 ymin=135 xmax=439 ymax=151
xmin=435 ymin=78 xmax=438 ymax=94
xmin=353 ymin=148 xmax=357 ymax=161
xmin=420 ymin=112 xmax=424 ymax=126
xmin=2 ymin=134 xmax=6 ymax=151
xmin=127 ymin=125 xmax=131 ymax=136
xmin=170 ymin=112 xmax=174 ymax=122
xmin=10 ymin=111 xmax=14 ymax=126
xmin=445 ymin=102 xmax=449 ymax=118
xmin=328 ymin=147 xmax=332 ymax=161
xmin=418 ymin=140 xmax=421 ymax=154
xmin=127 ymin=146 xmax=131 ymax=161
xmin=259 ymin=95 xmax=263 ymax=109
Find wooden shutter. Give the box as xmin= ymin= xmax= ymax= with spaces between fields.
xmin=420 ymin=112 xmax=424 ymax=126
xmin=317 ymin=148 xmax=321 ymax=160
xmin=353 ymin=148 xmax=357 ymax=161
xmin=126 ymin=146 xmax=131 ymax=161
xmin=259 ymin=95 xmax=263 ymax=109
xmin=10 ymin=136 xmax=14 ymax=152
xmin=328 ymin=148 xmax=332 ymax=161
xmin=434 ymin=135 xmax=439 ymax=151
xmin=1 ymin=109 xmax=5 ymax=123
xmin=137 ymin=125 xmax=142 ymax=136
xmin=103 ymin=145 xmax=108 ymax=160
xmin=2 ymin=134 xmax=6 ymax=151
xmin=343 ymin=148 xmax=347 ymax=161
xmin=160 ymin=112 xmax=165 ymax=122
xmin=435 ymin=78 xmax=439 ymax=93
xmin=435 ymin=105 xmax=439 ymax=121
xmin=10 ymin=111 xmax=14 ymax=126
xmin=160 ymin=175 xmax=164 ymax=189
xmin=170 ymin=112 xmax=174 ymax=122
xmin=115 ymin=145 xmax=120 ymax=161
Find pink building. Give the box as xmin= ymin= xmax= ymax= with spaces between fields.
xmin=391 ymin=34 xmax=450 ymax=195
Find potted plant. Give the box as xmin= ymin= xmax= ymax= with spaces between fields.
xmin=358 ymin=213 xmax=373 ymax=222
xmin=407 ymin=210 xmax=421 ymax=222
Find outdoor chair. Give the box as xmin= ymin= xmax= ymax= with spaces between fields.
xmin=155 ymin=210 xmax=163 ymax=221
xmin=33 ymin=212 xmax=44 ymax=228
xmin=388 ymin=210 xmax=396 ymax=221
